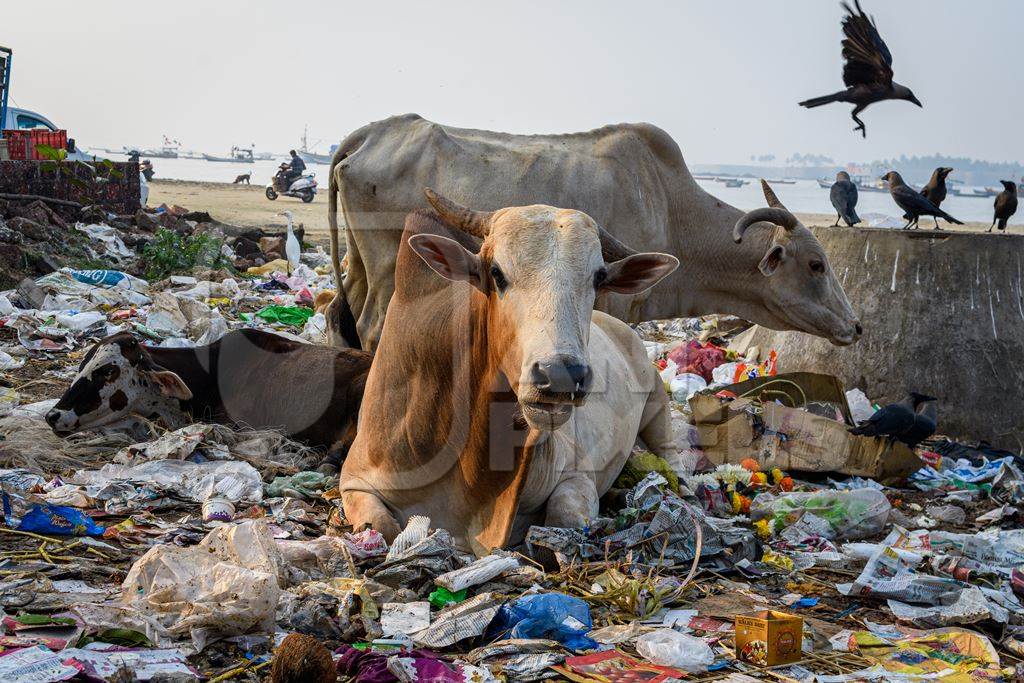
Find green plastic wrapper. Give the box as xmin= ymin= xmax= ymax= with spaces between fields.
xmin=254 ymin=305 xmax=314 ymax=328
xmin=265 ymin=471 xmax=331 ymax=499
xmin=429 ymin=586 xmax=467 ymax=609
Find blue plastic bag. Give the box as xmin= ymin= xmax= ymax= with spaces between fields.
xmin=488 ymin=593 xmax=597 ymax=651
xmin=70 ymin=269 xmax=130 ymax=288
xmin=15 ymin=503 xmax=105 ymax=537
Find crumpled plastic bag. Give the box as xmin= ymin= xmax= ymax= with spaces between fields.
xmin=635 ymin=628 xmax=715 ymax=672
xmin=254 ymin=305 xmax=314 ymax=328
xmin=751 ymin=488 xmax=891 ymax=541
xmin=488 ymin=593 xmax=596 ymax=651
xmin=120 ymin=520 xmax=281 ymax=651
xmin=74 ymin=459 xmax=262 ymax=504
xmin=266 ymin=471 xmax=331 ymax=499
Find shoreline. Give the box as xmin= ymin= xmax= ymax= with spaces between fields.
xmin=149 ymin=179 xmax=1009 ymax=245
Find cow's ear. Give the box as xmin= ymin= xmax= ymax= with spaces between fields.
xmin=758 ymin=243 xmax=787 ymax=277
xmin=408 ymin=234 xmax=484 ymax=291
xmin=601 ymin=253 xmax=679 ymax=295
xmin=141 ymin=368 xmax=193 ymax=400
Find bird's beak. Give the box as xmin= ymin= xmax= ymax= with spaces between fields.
xmin=879 ymin=175 xmax=887 ymax=181
xmin=910 ymin=96 xmax=923 ymax=107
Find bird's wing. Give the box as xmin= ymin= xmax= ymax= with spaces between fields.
xmin=894 ymin=185 xmax=940 ymax=213
xmin=840 ymin=0 xmax=894 ymax=89
xmin=830 ymin=184 xmax=848 ymax=210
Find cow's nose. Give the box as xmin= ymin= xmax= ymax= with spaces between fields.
xmin=45 ymin=410 xmax=60 ymax=428
xmin=529 ymin=356 xmax=593 ymax=395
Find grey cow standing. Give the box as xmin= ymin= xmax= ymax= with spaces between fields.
xmin=830 ymin=171 xmax=860 ymax=226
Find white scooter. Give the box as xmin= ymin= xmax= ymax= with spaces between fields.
xmin=266 ymin=164 xmax=318 ymax=203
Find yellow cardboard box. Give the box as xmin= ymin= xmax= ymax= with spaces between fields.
xmin=734 ymin=610 xmax=803 ymax=666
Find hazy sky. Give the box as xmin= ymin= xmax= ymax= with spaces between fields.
xmin=6 ymin=0 xmax=1022 ymax=164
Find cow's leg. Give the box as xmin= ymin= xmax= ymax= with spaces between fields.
xmin=638 ymin=385 xmax=675 ymax=458
xmin=543 ymin=476 xmax=599 ymax=529
xmin=342 ymin=490 xmax=402 ymax=541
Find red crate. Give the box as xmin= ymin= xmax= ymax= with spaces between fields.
xmin=1 ymin=129 xmax=68 ymax=160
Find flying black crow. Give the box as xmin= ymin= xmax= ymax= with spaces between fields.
xmin=882 ymin=171 xmax=963 ymax=230
xmin=990 ymin=180 xmax=1018 ymax=233
xmin=799 ymin=0 xmax=922 ymax=137
xmin=849 ymin=394 xmax=915 ymax=439
xmin=830 ymin=171 xmax=860 ymax=226
xmin=899 ymin=395 xmax=937 ymax=449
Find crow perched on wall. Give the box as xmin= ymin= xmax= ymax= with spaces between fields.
xmin=990 ymin=180 xmax=1018 ymax=233
xmin=799 ymin=0 xmax=921 ymax=137
xmin=830 ymin=171 xmax=860 ymax=226
xmin=882 ymin=171 xmax=963 ymax=230
xmin=920 ymin=167 xmax=953 ymax=208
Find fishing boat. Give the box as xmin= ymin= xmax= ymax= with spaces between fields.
xmin=296 ymin=125 xmax=335 ymax=165
xmin=203 ymin=146 xmax=254 ymax=163
xmin=766 ymin=178 xmax=797 ymax=184
xmin=138 ymin=136 xmax=180 ymax=159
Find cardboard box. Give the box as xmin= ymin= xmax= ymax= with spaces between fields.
xmin=735 ymin=610 xmax=803 ymax=666
xmin=689 ymin=372 xmax=922 ymax=482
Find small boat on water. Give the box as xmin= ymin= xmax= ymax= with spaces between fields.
xmin=136 ymin=136 xmax=180 ymax=159
xmin=720 ymin=178 xmax=749 ymax=188
xmin=203 ymin=146 xmax=254 ymax=163
xmin=766 ymin=178 xmax=796 ymax=184
xmin=297 ymin=150 xmax=332 ymax=165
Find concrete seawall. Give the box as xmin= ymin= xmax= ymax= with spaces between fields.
xmin=739 ymin=225 xmax=1024 ymax=451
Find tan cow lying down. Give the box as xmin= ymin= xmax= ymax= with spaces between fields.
xmin=340 ymin=190 xmax=679 ymax=557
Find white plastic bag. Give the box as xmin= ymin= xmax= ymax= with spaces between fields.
xmin=121 ymin=520 xmax=281 ymax=651
xmin=670 ymin=373 xmax=707 ymax=403
xmin=635 ymin=629 xmax=714 ymax=672
xmin=845 ymin=388 xmax=876 ymax=424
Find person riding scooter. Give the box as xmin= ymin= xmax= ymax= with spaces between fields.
xmin=285 ymin=150 xmax=306 ymax=184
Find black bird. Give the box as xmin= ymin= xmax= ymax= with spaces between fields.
xmin=830 ymin=171 xmax=860 ymax=226
xmin=904 ymin=166 xmax=952 ymax=223
xmin=920 ymin=167 xmax=953 ymax=208
xmin=849 ymin=394 xmax=915 ymax=439
xmin=882 ymin=171 xmax=963 ymax=230
xmin=898 ymin=395 xmax=938 ymax=449
xmin=989 ymin=180 xmax=1018 ymax=233
xmin=850 ymin=392 xmax=936 ymax=442
xmin=799 ymin=0 xmax=922 ymax=138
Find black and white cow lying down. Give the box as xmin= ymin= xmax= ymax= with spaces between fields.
xmin=46 ymin=329 xmax=372 ymax=473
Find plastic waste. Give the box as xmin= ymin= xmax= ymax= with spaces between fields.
xmin=254 ymin=305 xmax=314 ymax=328
xmin=489 ymin=593 xmax=596 ymax=651
xmin=635 ymin=628 xmax=715 ymax=672
xmin=845 ymin=388 xmax=876 ymax=424
xmin=265 ymin=471 xmax=331 ymax=499
xmin=121 ymin=520 xmax=282 ymax=651
xmin=751 ymin=488 xmax=891 ymax=541
xmin=670 ymin=373 xmax=707 ymax=402
xmin=8 ymin=501 xmax=105 ymax=536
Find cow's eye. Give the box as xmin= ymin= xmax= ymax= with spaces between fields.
xmin=594 ymin=268 xmax=608 ymax=289
xmin=810 ymin=260 xmax=826 ymax=274
xmin=490 ymin=264 xmax=508 ymax=291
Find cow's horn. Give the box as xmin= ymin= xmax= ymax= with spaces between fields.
xmin=424 ymin=188 xmax=493 ymax=237
xmin=760 ymin=179 xmax=787 ymax=209
xmin=597 ymin=225 xmax=637 ymax=262
xmin=733 ymin=208 xmax=799 ymax=243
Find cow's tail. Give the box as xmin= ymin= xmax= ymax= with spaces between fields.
xmin=326 ymin=132 xmax=368 ymax=350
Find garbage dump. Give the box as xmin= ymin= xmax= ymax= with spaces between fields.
xmin=1 ymin=199 xmax=1023 ymax=682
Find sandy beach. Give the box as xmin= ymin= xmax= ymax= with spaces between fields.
xmin=150 ymin=179 xmax=1004 ymax=245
